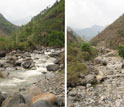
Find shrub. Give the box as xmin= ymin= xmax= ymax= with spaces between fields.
xmin=67 ymin=63 xmax=87 ymax=86
xmin=82 ymin=52 xmax=90 ymax=61
xmin=118 ymin=45 xmax=124 ymax=58
xmin=81 ymin=42 xmax=91 ymax=52
xmin=82 ymin=42 xmax=98 ymax=60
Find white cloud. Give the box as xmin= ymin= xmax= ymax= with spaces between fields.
xmin=67 ymin=0 xmax=124 ymax=29
xmin=0 ymin=0 xmax=56 ymax=25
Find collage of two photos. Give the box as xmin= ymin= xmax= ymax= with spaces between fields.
xmin=0 ymin=0 xmax=124 ymax=107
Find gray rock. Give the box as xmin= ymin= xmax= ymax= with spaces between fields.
xmin=2 ymin=94 xmax=25 ymax=107
xmin=0 ymin=93 xmax=5 ymax=106
xmin=0 ymin=51 xmax=6 ymax=57
xmin=46 ymin=64 xmax=59 ymax=71
xmin=32 ymin=100 xmax=52 ymax=107
xmin=56 ymin=96 xmax=65 ymax=106
xmin=85 ymin=74 xmax=97 ymax=84
xmin=22 ymin=60 xmax=34 ymax=69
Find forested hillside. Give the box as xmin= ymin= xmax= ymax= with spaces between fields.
xmin=0 ymin=0 xmax=64 ymax=51
xmin=0 ymin=13 xmax=18 ymax=36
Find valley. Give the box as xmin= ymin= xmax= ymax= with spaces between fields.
xmin=0 ymin=0 xmax=65 ymax=107
xmin=68 ymin=47 xmax=124 ymax=107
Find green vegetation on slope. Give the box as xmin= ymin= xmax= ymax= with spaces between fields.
xmin=0 ymin=13 xmax=18 ymax=36
xmin=67 ymin=28 xmax=97 ymax=86
xmin=118 ymin=45 xmax=124 ymax=58
xmin=11 ymin=0 xmax=64 ymax=49
xmin=0 ymin=0 xmax=64 ymax=51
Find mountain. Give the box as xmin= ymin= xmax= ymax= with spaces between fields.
xmin=75 ymin=25 xmax=104 ymax=41
xmin=13 ymin=0 xmax=64 ymax=49
xmin=0 ymin=13 xmax=18 ymax=36
xmin=67 ymin=26 xmax=83 ymax=43
xmin=91 ymin=14 xmax=124 ymax=49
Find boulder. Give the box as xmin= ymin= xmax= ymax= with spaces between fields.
xmin=32 ymin=100 xmax=52 ymax=107
xmin=55 ymin=96 xmax=65 ymax=106
xmin=0 ymin=51 xmax=6 ymax=57
xmin=0 ymin=93 xmax=5 ymax=106
xmin=14 ymin=61 xmax=22 ymax=66
xmin=85 ymin=74 xmax=97 ymax=84
xmin=31 ymin=93 xmax=56 ymax=104
xmin=94 ymin=57 xmax=107 ymax=66
xmin=0 ymin=71 xmax=9 ymax=78
xmin=46 ymin=64 xmax=59 ymax=71
xmin=96 ymin=71 xmax=104 ymax=82
xmin=2 ymin=94 xmax=26 ymax=107
xmin=22 ymin=60 xmax=35 ymax=69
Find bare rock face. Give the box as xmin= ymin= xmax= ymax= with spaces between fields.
xmin=2 ymin=94 xmax=26 ymax=107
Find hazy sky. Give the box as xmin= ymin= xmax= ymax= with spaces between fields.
xmin=0 ymin=0 xmax=56 ymax=26
xmin=67 ymin=0 xmax=124 ymax=29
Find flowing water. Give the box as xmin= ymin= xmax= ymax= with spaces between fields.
xmin=0 ymin=49 xmax=60 ymax=94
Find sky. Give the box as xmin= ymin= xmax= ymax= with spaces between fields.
xmin=0 ymin=0 xmax=56 ymax=26
xmin=67 ymin=0 xmax=124 ymax=29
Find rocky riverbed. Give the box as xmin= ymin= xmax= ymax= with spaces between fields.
xmin=68 ymin=48 xmax=124 ymax=107
xmin=0 ymin=47 xmax=64 ymax=107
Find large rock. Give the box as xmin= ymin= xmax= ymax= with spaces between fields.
xmin=0 ymin=71 xmax=9 ymax=78
xmin=0 ymin=51 xmax=6 ymax=57
xmin=0 ymin=93 xmax=5 ymax=106
xmin=31 ymin=93 xmax=56 ymax=104
xmin=22 ymin=60 xmax=35 ymax=69
xmin=46 ymin=64 xmax=59 ymax=71
xmin=94 ymin=57 xmax=107 ymax=66
xmin=14 ymin=61 xmax=22 ymax=66
xmin=55 ymin=96 xmax=65 ymax=106
xmin=85 ymin=74 xmax=97 ymax=84
xmin=32 ymin=100 xmax=52 ymax=107
xmin=2 ymin=94 xmax=26 ymax=107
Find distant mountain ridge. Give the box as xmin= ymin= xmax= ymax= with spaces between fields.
xmin=91 ymin=14 xmax=124 ymax=49
xmin=0 ymin=13 xmax=19 ymax=36
xmin=75 ymin=25 xmax=104 ymax=41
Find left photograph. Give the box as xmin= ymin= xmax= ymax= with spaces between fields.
xmin=0 ymin=0 xmax=65 ymax=107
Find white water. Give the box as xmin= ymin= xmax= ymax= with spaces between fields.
xmin=0 ymin=49 xmax=60 ymax=93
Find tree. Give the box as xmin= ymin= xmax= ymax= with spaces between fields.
xmin=118 ymin=45 xmax=124 ymax=58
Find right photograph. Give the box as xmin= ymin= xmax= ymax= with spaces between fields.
xmin=67 ymin=0 xmax=124 ymax=107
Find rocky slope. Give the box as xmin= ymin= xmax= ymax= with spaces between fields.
xmin=0 ymin=48 xmax=64 ymax=107
xmin=68 ymin=48 xmax=124 ymax=107
xmin=91 ymin=14 xmax=124 ymax=49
